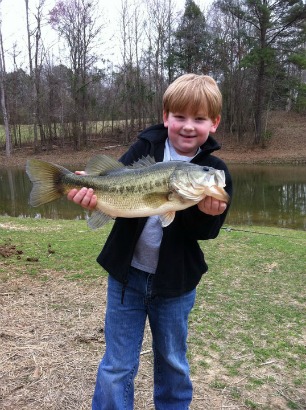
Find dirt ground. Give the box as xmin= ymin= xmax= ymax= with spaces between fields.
xmin=1 ymin=110 xmax=306 ymax=167
xmin=0 ymin=268 xmax=245 ymax=410
xmin=1 ymin=110 xmax=305 ymax=409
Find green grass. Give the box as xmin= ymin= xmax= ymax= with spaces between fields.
xmin=0 ymin=217 xmax=108 ymax=279
xmin=1 ymin=124 xmax=41 ymax=145
xmin=191 ymin=225 xmax=306 ymax=409
xmin=0 ymin=216 xmax=305 ymax=409
xmin=0 ymin=121 xmax=124 ymax=146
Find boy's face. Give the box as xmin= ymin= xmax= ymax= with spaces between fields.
xmin=163 ymin=111 xmax=220 ymax=157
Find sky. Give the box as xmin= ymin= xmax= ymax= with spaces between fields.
xmin=1 ymin=0 xmax=212 ymax=72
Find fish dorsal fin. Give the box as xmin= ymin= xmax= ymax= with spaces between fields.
xmin=159 ymin=211 xmax=176 ymax=227
xmin=85 ymin=155 xmax=125 ymax=176
xmin=127 ymin=155 xmax=156 ymax=169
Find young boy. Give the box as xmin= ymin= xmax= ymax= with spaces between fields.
xmin=68 ymin=74 xmax=233 ymax=410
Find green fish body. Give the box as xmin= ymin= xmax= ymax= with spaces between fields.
xmin=26 ymin=154 xmax=229 ymax=229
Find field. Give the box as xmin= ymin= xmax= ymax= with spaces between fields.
xmin=1 ymin=217 xmax=305 ymax=409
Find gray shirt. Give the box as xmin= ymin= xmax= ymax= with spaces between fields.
xmin=131 ymin=139 xmax=199 ymax=274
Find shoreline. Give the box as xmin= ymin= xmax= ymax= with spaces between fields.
xmin=1 ymin=144 xmax=306 ymax=168
xmin=1 ymin=110 xmax=306 ymax=167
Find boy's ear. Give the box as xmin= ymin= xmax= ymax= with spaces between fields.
xmin=210 ymin=115 xmax=221 ymax=134
xmin=163 ymin=111 xmax=169 ymax=127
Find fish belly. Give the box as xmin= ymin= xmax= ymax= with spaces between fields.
xmin=95 ymin=193 xmax=193 ymax=218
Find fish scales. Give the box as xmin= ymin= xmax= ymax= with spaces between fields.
xmin=54 ymin=167 xmax=165 ymax=212
xmin=88 ymin=165 xmax=173 ymax=211
xmin=26 ymin=155 xmax=229 ymax=229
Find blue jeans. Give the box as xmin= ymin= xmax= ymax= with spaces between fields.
xmin=92 ymin=266 xmax=196 ymax=410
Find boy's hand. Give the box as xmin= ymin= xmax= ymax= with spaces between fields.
xmin=67 ymin=187 xmax=97 ymax=210
xmin=198 ymin=196 xmax=227 ymax=216
xmin=67 ymin=171 xmax=97 ymax=210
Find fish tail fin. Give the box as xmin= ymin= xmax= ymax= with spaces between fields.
xmin=26 ymin=159 xmax=70 ymax=207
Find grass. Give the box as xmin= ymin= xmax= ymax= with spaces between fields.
xmin=0 ymin=216 xmax=305 ymax=409
xmin=0 ymin=121 xmax=125 ymax=147
xmin=0 ymin=217 xmax=108 ymax=280
xmin=191 ymin=225 xmax=306 ymax=409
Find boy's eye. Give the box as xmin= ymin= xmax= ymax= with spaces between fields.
xmin=171 ymin=113 xmax=208 ymax=121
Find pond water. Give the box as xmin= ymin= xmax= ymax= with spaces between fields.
xmin=227 ymin=164 xmax=305 ymax=230
xmin=0 ymin=164 xmax=305 ymax=230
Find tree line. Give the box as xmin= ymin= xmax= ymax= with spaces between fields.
xmin=0 ymin=0 xmax=305 ymax=157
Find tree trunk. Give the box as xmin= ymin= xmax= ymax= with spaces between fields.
xmin=253 ymin=54 xmax=265 ymax=145
xmin=25 ymin=0 xmax=38 ymax=152
xmin=0 ymin=14 xmax=11 ymax=157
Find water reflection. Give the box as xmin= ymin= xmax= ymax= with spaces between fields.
xmin=0 ymin=164 xmax=305 ymax=230
xmin=0 ymin=166 xmax=88 ymax=222
xmin=226 ymin=164 xmax=306 ymax=229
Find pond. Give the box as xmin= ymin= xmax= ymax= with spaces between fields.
xmin=0 ymin=164 xmax=305 ymax=230
xmin=227 ymin=164 xmax=305 ymax=230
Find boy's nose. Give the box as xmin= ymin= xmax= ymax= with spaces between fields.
xmin=183 ymin=121 xmax=195 ymax=131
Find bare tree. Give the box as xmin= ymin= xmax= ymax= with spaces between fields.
xmin=145 ymin=0 xmax=176 ymax=121
xmin=0 ymin=0 xmax=11 ymax=157
xmin=217 ymin=0 xmax=306 ymax=145
xmin=25 ymin=0 xmax=38 ymax=152
xmin=118 ymin=0 xmax=148 ymax=136
xmin=207 ymin=5 xmax=254 ymax=141
xmin=49 ymin=0 xmax=104 ymax=150
xmin=119 ymin=0 xmax=133 ymax=138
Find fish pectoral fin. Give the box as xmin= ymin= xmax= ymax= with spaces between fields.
xmin=87 ymin=210 xmax=113 ymax=229
xmin=85 ymin=155 xmax=125 ymax=176
xmin=141 ymin=193 xmax=169 ymax=208
xmin=159 ymin=212 xmax=176 ymax=227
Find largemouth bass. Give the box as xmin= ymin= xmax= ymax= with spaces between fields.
xmin=26 ymin=154 xmax=230 ymax=229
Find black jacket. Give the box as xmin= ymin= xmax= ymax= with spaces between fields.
xmin=97 ymin=124 xmax=233 ymax=297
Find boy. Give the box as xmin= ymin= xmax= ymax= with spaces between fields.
xmin=68 ymin=74 xmax=233 ymax=410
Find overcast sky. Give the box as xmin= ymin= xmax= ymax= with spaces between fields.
xmin=1 ymin=0 xmax=212 ymax=72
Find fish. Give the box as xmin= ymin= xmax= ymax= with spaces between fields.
xmin=26 ymin=154 xmax=230 ymax=229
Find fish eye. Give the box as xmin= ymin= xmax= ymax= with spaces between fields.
xmin=203 ymin=166 xmax=210 ymax=172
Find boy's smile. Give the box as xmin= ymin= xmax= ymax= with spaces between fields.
xmin=163 ymin=111 xmax=220 ymax=157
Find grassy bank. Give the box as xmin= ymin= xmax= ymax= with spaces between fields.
xmin=0 ymin=216 xmax=305 ymax=409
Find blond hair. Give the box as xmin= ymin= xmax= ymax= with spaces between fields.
xmin=163 ymin=74 xmax=222 ymax=120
